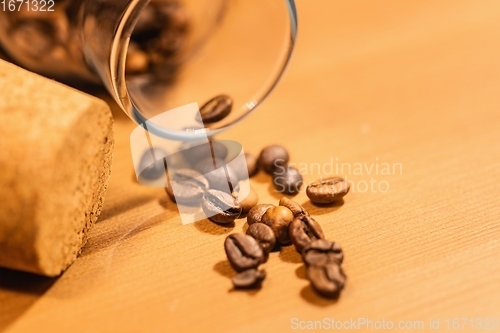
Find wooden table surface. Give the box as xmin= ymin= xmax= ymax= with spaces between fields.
xmin=2 ymin=0 xmax=500 ymax=332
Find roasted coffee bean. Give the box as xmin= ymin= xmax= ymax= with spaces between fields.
xmin=245 ymin=153 xmax=259 ymax=177
xmin=11 ymin=19 xmax=56 ymax=58
xmin=196 ymin=95 xmax=233 ymax=124
xmin=232 ymin=269 xmax=266 ymax=289
xmin=273 ymin=166 xmax=303 ymax=195
xmin=126 ymin=45 xmax=149 ymax=74
xmin=234 ymin=186 xmax=258 ymax=218
xmin=246 ymin=223 xmax=276 ymax=255
xmin=279 ymin=197 xmax=307 ymax=217
xmin=289 ymin=215 xmax=325 ymax=253
xmin=232 ymin=152 xmax=258 ymax=181
xmin=165 ymin=169 xmax=208 ymax=204
xmin=306 ymin=177 xmax=350 ymax=204
xmin=182 ymin=140 xmax=228 ymax=166
xmin=138 ymin=147 xmax=167 ymax=180
xmin=202 ymin=189 xmax=241 ymax=224
xmin=133 ymin=5 xmax=158 ymax=34
xmin=261 ymin=206 xmax=294 ymax=245
xmin=195 ymin=157 xmax=238 ymax=191
xmin=258 ymin=145 xmax=289 ymax=174
xmin=247 ymin=204 xmax=275 ymax=225
xmin=157 ymin=28 xmax=184 ymax=54
xmin=224 ymin=234 xmax=264 ymax=272
xmin=307 ymin=264 xmax=346 ymax=298
xmin=302 ymin=239 xmax=344 ymax=267
xmin=129 ymin=0 xmax=188 ymax=79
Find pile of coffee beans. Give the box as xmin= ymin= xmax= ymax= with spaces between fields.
xmin=224 ymin=197 xmax=347 ymax=298
xmin=143 ymin=141 xmax=350 ymax=225
xmin=126 ymin=0 xmax=189 ymax=79
xmin=139 ymin=139 xmax=351 ymax=298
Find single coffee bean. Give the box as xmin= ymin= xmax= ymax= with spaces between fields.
xmin=11 ymin=19 xmax=56 ymax=58
xmin=273 ymin=166 xmax=303 ymax=195
xmin=307 ymin=264 xmax=346 ymax=298
xmin=126 ymin=46 xmax=149 ymax=74
xmin=202 ymin=189 xmax=241 ymax=224
xmin=261 ymin=206 xmax=294 ymax=246
xmin=306 ymin=177 xmax=350 ymax=204
xmin=245 ymin=153 xmax=259 ymax=177
xmin=234 ymin=186 xmax=258 ymax=218
xmin=232 ymin=152 xmax=259 ymax=181
xmin=165 ymin=169 xmax=208 ymax=204
xmin=196 ymin=95 xmax=233 ymax=124
xmin=155 ymin=0 xmax=189 ymax=31
xmin=224 ymin=234 xmax=264 ymax=272
xmin=279 ymin=197 xmax=307 ymax=217
xmin=195 ymin=157 xmax=239 ymax=191
xmin=133 ymin=4 xmax=157 ymax=34
xmin=302 ymin=239 xmax=344 ymax=267
xmin=182 ymin=140 xmax=228 ymax=166
xmin=232 ymin=269 xmax=266 ymax=289
xmin=289 ymin=215 xmax=325 ymax=253
xmin=138 ymin=147 xmax=167 ymax=180
xmin=246 ymin=223 xmax=276 ymax=255
xmin=247 ymin=204 xmax=275 ymax=225
xmin=157 ymin=28 xmax=184 ymax=54
xmin=258 ymin=145 xmax=289 ymax=174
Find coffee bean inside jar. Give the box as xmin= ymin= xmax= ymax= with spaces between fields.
xmin=0 ymin=0 xmax=190 ymax=83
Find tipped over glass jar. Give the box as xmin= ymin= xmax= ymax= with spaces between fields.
xmin=0 ymin=0 xmax=297 ymax=139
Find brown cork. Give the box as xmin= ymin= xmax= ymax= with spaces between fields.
xmin=0 ymin=60 xmax=114 ymax=276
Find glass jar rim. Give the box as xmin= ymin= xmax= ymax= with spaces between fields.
xmin=110 ymin=0 xmax=298 ymax=141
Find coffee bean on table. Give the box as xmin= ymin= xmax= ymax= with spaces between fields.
xmin=196 ymin=95 xmax=233 ymax=124
xmin=289 ymin=215 xmax=325 ymax=253
xmin=246 ymin=223 xmax=276 ymax=255
xmin=138 ymin=147 xmax=167 ymax=180
xmin=307 ymin=264 xmax=346 ymax=298
xmin=165 ymin=169 xmax=208 ymax=204
xmin=306 ymin=177 xmax=350 ymax=204
xmin=247 ymin=204 xmax=275 ymax=225
xmin=195 ymin=157 xmax=238 ymax=191
xmin=245 ymin=153 xmax=259 ymax=177
xmin=232 ymin=269 xmax=266 ymax=289
xmin=273 ymin=166 xmax=303 ymax=195
xmin=202 ymin=189 xmax=241 ymax=224
xmin=258 ymin=145 xmax=289 ymax=174
xmin=261 ymin=206 xmax=294 ymax=245
xmin=233 ymin=152 xmax=259 ymax=181
xmin=302 ymin=239 xmax=344 ymax=267
xmin=279 ymin=197 xmax=307 ymax=217
xmin=224 ymin=234 xmax=264 ymax=272
xmin=234 ymin=186 xmax=258 ymax=218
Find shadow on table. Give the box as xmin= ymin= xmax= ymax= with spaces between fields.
xmin=98 ymin=192 xmax=160 ymax=222
xmin=300 ymin=199 xmax=344 ymax=215
xmin=300 ymin=285 xmax=339 ymax=307
xmin=213 ymin=260 xmax=262 ymax=295
xmin=278 ymin=245 xmax=302 ymax=264
xmin=0 ymin=268 xmax=57 ymax=332
xmin=194 ymin=219 xmax=235 ymax=235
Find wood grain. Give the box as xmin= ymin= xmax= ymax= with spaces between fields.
xmin=2 ymin=0 xmax=500 ymax=332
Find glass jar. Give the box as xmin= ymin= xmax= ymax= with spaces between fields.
xmin=0 ymin=0 xmax=297 ymax=139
